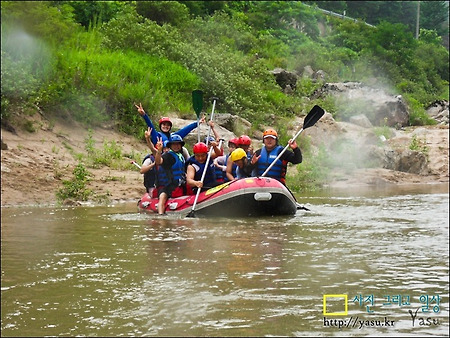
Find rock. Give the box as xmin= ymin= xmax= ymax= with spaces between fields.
xmin=383 ymin=148 xmax=429 ymax=175
xmin=302 ymin=65 xmax=314 ymax=78
xmin=270 ymin=68 xmax=298 ymax=90
xmin=397 ymin=149 xmax=429 ymax=175
xmin=311 ymin=82 xmax=410 ymax=127
xmin=349 ymin=114 xmax=373 ymax=128
xmin=313 ymin=69 xmax=326 ymax=82
xmin=1 ymin=138 xmax=8 ymax=150
xmin=426 ymin=100 xmax=449 ymax=125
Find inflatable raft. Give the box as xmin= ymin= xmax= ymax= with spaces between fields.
xmin=137 ymin=177 xmax=299 ymax=217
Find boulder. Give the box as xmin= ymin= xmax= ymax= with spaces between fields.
xmin=312 ymin=82 xmax=410 ymax=127
xmin=426 ymin=100 xmax=449 ymax=125
xmin=270 ymin=68 xmax=298 ymax=91
xmin=349 ymin=114 xmax=373 ymax=128
xmin=382 ymin=148 xmax=429 ymax=175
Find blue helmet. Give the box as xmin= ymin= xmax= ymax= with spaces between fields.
xmin=204 ymin=136 xmax=215 ymax=144
xmin=163 ymin=140 xmax=170 ymax=148
xmin=166 ymin=133 xmax=185 ymax=147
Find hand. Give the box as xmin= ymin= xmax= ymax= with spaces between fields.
xmin=144 ymin=127 xmax=152 ymax=139
xmin=199 ymin=115 xmax=206 ymax=124
xmin=156 ymin=137 xmax=163 ymax=152
xmin=288 ymin=139 xmax=298 ymax=149
xmin=195 ymin=181 xmax=203 ymax=189
xmin=208 ymin=120 xmax=215 ymax=128
xmin=135 ymin=102 xmax=145 ymax=116
xmin=251 ymin=153 xmax=261 ymax=165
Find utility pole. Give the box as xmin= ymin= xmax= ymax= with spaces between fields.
xmin=415 ymin=1 xmax=420 ymax=39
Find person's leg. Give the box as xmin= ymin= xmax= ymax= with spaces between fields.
xmin=158 ymin=192 xmax=168 ymax=214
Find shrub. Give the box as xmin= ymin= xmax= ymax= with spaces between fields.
xmin=56 ymin=163 xmax=92 ymax=202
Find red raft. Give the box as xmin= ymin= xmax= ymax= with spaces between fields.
xmin=137 ymin=177 xmax=299 ymax=217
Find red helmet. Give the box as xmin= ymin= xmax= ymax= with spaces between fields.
xmin=159 ymin=117 xmax=172 ymax=130
xmin=193 ymin=142 xmax=208 ymax=154
xmin=228 ymin=138 xmax=239 ymax=147
xmin=238 ymin=135 xmax=251 ymax=146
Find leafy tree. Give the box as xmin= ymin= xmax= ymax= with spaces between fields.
xmin=1 ymin=1 xmax=81 ymax=44
xmin=52 ymin=1 xmax=130 ymax=29
xmin=304 ymin=1 xmax=347 ymax=12
xmin=421 ymin=1 xmax=449 ymax=36
xmin=136 ymin=1 xmax=190 ymax=26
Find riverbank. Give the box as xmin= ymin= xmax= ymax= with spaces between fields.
xmin=1 ymin=113 xmax=448 ymax=207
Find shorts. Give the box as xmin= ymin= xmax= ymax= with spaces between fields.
xmin=157 ymin=184 xmax=185 ymax=198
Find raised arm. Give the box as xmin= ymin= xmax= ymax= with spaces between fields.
xmin=225 ymin=155 xmax=235 ymax=181
xmin=144 ymin=127 xmax=157 ymax=156
xmin=135 ymin=103 xmax=159 ymax=144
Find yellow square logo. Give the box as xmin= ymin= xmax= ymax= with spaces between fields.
xmin=323 ymin=294 xmax=348 ymax=316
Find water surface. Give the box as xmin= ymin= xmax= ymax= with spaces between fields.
xmin=1 ymin=184 xmax=448 ymax=336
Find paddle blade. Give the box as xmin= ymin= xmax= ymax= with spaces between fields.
xmin=303 ymin=105 xmax=325 ymax=129
xmin=192 ymin=90 xmax=203 ymax=118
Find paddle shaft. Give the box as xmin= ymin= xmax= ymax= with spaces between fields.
xmin=131 ymin=161 xmax=142 ymax=169
xmin=190 ymin=139 xmax=223 ymax=213
xmin=206 ymin=98 xmax=217 ymax=146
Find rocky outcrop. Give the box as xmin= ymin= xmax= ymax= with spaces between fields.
xmin=426 ymin=100 xmax=449 ymax=125
xmin=270 ymin=68 xmax=298 ymax=93
xmin=312 ymin=82 xmax=410 ymax=128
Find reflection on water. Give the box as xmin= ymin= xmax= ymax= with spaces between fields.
xmin=1 ymin=185 xmax=449 ymax=336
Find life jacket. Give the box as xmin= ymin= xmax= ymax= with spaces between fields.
xmin=142 ymin=154 xmax=156 ymax=191
xmin=156 ymin=151 xmax=186 ymax=187
xmin=186 ymin=156 xmax=217 ymax=187
xmin=214 ymin=162 xmax=224 ymax=182
xmin=224 ymin=154 xmax=237 ymax=182
xmin=255 ymin=145 xmax=287 ymax=183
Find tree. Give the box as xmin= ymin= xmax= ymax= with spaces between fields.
xmin=136 ymin=1 xmax=190 ymax=26
xmin=421 ymin=1 xmax=449 ymax=36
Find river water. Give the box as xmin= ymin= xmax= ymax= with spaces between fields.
xmin=1 ymin=184 xmax=448 ymax=337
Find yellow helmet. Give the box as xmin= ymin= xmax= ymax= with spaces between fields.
xmin=230 ymin=148 xmax=247 ymax=162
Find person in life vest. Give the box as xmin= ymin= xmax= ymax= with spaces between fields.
xmin=214 ymin=137 xmax=239 ymax=182
xmin=140 ymin=127 xmax=158 ymax=196
xmin=227 ymin=148 xmax=258 ymax=180
xmin=203 ymin=120 xmax=225 ymax=181
xmin=154 ymin=134 xmax=187 ymax=215
xmin=224 ymin=134 xmax=254 ymax=181
xmin=237 ymin=134 xmax=253 ymax=159
xmin=135 ymin=103 xmax=204 ymax=160
xmin=252 ymin=128 xmax=302 ymax=185
xmin=186 ymin=142 xmax=223 ymax=193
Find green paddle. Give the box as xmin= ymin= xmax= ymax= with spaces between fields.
xmin=192 ymin=90 xmax=203 ymax=142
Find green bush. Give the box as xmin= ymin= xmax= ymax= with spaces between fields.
xmin=56 ymin=163 xmax=92 ymax=202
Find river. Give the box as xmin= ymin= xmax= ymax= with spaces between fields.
xmin=1 ymin=184 xmax=448 ymax=336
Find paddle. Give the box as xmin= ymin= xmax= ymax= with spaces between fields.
xmin=130 ymin=160 xmax=142 ymax=169
xmin=261 ymin=105 xmax=325 ymax=177
xmin=192 ymin=90 xmax=203 ymax=142
xmin=186 ymin=139 xmax=224 ymax=218
xmin=205 ymin=97 xmax=218 ymax=146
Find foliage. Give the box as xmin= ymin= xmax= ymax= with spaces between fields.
xmin=54 ymin=1 xmax=129 ymax=29
xmin=82 ymin=130 xmax=129 ymax=170
xmin=136 ymin=1 xmax=190 ymax=27
xmin=409 ymin=134 xmax=429 ymax=155
xmin=56 ymin=162 xmax=92 ymax=201
xmin=287 ymin=142 xmax=331 ymax=192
